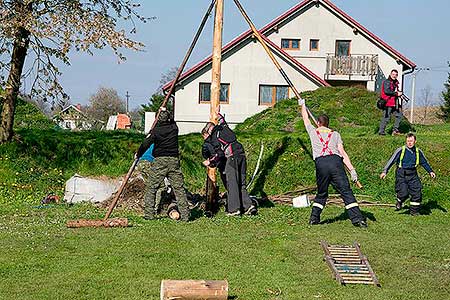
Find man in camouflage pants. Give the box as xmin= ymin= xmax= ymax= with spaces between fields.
xmin=138 ymin=158 xmax=168 ymax=214
xmin=136 ymin=108 xmax=190 ymax=221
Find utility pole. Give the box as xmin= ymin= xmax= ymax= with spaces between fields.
xmin=126 ymin=91 xmax=130 ymax=114
xmin=206 ymin=0 xmax=224 ymax=214
xmin=410 ymin=73 xmax=416 ymax=124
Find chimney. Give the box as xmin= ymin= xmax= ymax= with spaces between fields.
xmin=76 ymin=103 xmax=82 ymax=111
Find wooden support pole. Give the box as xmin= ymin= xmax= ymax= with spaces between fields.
xmin=206 ymin=0 xmax=224 ymax=214
xmin=160 ymin=280 xmax=228 ymax=300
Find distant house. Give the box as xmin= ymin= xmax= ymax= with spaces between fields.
xmin=163 ymin=0 xmax=416 ymax=134
xmin=106 ymin=114 xmax=132 ymax=130
xmin=53 ymin=104 xmax=101 ymax=130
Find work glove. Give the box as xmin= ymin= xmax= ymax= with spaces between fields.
xmin=350 ymin=169 xmax=358 ymax=182
xmin=297 ymin=97 xmax=305 ymax=106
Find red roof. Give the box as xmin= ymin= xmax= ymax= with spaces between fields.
xmin=163 ymin=0 xmax=415 ymax=92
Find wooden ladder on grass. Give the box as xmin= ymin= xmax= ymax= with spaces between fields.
xmin=321 ymin=240 xmax=380 ymax=286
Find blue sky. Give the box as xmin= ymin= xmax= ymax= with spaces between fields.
xmin=54 ymin=0 xmax=449 ymax=108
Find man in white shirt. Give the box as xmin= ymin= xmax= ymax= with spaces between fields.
xmin=298 ymin=98 xmax=367 ymax=227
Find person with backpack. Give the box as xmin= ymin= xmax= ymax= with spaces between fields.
xmin=135 ymin=108 xmax=191 ymax=221
xmin=201 ymin=111 xmax=257 ymax=216
xmin=380 ymin=132 xmax=436 ymax=215
xmin=378 ymin=69 xmax=403 ymax=136
xmin=298 ymin=98 xmax=367 ymax=227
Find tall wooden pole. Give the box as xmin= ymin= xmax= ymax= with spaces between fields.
xmin=206 ymin=0 xmax=224 ymax=214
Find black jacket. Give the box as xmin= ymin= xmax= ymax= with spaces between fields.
xmin=208 ymin=113 xmax=244 ymax=157
xmin=137 ymin=121 xmax=179 ymax=158
xmin=202 ymin=137 xmax=225 ymax=169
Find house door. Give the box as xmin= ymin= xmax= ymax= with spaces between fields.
xmin=335 ymin=40 xmax=351 ymax=75
xmin=336 ymin=40 xmax=351 ymax=56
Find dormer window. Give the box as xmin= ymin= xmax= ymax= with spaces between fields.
xmin=281 ymin=39 xmax=300 ymax=50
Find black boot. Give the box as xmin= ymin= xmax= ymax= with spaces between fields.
xmin=352 ymin=220 xmax=368 ymax=228
xmin=308 ymin=215 xmax=320 ymax=225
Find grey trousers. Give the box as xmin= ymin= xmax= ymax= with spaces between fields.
xmin=379 ymin=107 xmax=402 ymax=134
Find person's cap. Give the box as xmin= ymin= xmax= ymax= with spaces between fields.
xmin=158 ymin=110 xmax=171 ymax=122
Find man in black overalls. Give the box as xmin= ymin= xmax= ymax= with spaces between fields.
xmin=380 ymin=133 xmax=435 ymax=215
xmin=298 ymin=98 xmax=367 ymax=227
xmin=201 ymin=113 xmax=257 ymax=216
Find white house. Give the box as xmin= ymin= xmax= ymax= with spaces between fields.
xmin=163 ymin=0 xmax=416 ymax=134
xmin=53 ymin=104 xmax=101 ymax=130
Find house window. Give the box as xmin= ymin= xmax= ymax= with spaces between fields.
xmin=310 ymin=39 xmax=319 ymax=51
xmin=259 ymin=85 xmax=289 ymax=106
xmin=336 ymin=40 xmax=351 ymax=56
xmin=281 ymin=39 xmax=300 ymax=50
xmin=199 ymin=83 xmax=230 ymax=103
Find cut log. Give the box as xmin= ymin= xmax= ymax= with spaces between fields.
xmin=160 ymin=280 xmax=228 ymax=300
xmin=167 ymin=203 xmax=180 ymax=220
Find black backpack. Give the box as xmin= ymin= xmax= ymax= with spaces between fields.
xmin=377 ymin=98 xmax=386 ymax=110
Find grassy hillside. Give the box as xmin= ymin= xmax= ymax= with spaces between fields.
xmin=14 ymin=98 xmax=55 ymax=130
xmin=1 ymin=87 xmax=448 ymax=206
xmin=236 ymin=87 xmax=411 ymax=134
xmin=1 ymin=87 xmax=449 ymax=299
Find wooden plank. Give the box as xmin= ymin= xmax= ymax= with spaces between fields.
xmin=332 ymin=255 xmax=361 ymax=258
xmin=340 ymin=273 xmax=373 ymax=278
xmin=343 ymin=280 xmax=376 ymax=285
xmin=334 ymin=259 xmax=361 ymax=262
xmin=160 ymin=280 xmax=228 ymax=300
xmin=339 ymin=268 xmax=370 ymax=272
xmin=337 ymin=270 xmax=369 ymax=274
xmin=341 ymin=277 xmax=373 ymax=282
xmin=329 ymin=251 xmax=359 ymax=254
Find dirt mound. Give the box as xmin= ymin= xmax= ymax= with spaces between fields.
xmin=99 ymin=175 xmax=146 ymax=213
xmin=99 ymin=174 xmax=206 ymax=214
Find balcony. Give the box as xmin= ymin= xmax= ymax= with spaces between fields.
xmin=325 ymin=54 xmax=378 ymax=80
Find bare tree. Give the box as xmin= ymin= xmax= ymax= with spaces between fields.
xmin=157 ymin=67 xmax=177 ymax=93
xmin=129 ymin=106 xmax=143 ymax=131
xmin=419 ymin=85 xmax=433 ymax=123
xmin=85 ymin=87 xmax=126 ymax=123
xmin=0 ymin=1 xmax=151 ymax=143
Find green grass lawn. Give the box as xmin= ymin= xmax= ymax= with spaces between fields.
xmin=1 ymin=87 xmax=450 ymax=299
xmin=0 ymin=204 xmax=449 ymax=299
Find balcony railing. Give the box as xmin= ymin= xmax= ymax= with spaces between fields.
xmin=325 ymin=54 xmax=378 ymax=79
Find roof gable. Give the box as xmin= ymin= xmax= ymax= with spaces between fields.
xmin=163 ymin=0 xmax=415 ymax=91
